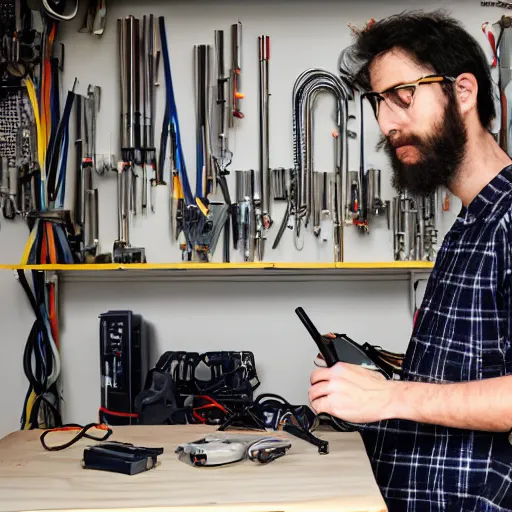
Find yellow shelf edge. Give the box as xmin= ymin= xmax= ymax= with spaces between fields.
xmin=336 ymin=261 xmax=434 ymax=269
xmin=0 ymin=261 xmax=435 ymax=271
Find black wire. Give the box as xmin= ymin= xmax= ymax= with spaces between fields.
xmin=17 ymin=269 xmax=59 ymax=429
xmin=29 ymin=390 xmax=62 ymax=430
xmin=40 ymin=423 xmax=113 ymax=451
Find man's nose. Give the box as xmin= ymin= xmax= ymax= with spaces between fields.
xmin=376 ymin=100 xmax=407 ymax=137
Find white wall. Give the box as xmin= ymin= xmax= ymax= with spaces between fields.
xmin=0 ymin=0 xmax=509 ymax=435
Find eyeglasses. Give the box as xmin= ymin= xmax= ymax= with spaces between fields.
xmin=361 ymin=74 xmax=456 ymax=119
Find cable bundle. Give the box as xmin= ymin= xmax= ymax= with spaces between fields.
xmin=18 ymin=269 xmax=61 ymax=429
xmin=18 ymin=18 xmax=77 ymax=430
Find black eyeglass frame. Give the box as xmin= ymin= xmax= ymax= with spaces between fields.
xmin=361 ymin=74 xmax=457 ymax=118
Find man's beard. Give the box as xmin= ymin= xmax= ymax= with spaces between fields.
xmin=377 ymin=100 xmax=467 ymax=197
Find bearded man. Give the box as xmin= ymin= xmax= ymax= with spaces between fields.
xmin=308 ymin=10 xmax=512 ymax=512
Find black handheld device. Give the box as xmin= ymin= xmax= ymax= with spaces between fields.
xmin=295 ymin=307 xmax=338 ymax=367
xmin=295 ymin=306 xmax=392 ymax=377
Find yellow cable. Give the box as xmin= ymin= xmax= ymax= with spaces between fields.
xmin=24 ymin=390 xmax=36 ymax=430
xmin=25 ymin=77 xmax=45 ymax=177
xmin=20 ymin=219 xmax=39 ymax=265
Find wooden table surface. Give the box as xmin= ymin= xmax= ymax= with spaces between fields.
xmin=0 ymin=425 xmax=387 ymax=512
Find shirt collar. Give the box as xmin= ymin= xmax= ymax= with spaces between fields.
xmin=456 ymin=164 xmax=512 ymax=227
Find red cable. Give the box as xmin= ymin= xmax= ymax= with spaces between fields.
xmin=99 ymin=406 xmax=138 ymax=419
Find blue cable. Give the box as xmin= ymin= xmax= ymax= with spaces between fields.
xmin=56 ymin=125 xmax=69 ymax=209
xmin=159 ymin=16 xmax=194 ymax=205
xmin=54 ymin=224 xmax=74 ymax=263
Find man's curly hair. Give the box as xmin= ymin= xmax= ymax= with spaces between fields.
xmin=347 ymin=10 xmax=496 ymax=130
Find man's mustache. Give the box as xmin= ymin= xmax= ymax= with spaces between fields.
xmin=376 ymin=133 xmax=423 ymax=151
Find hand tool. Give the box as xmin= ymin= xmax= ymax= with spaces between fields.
xmin=313 ymin=171 xmax=332 ymax=243
xmin=159 ymin=16 xmax=224 ymax=261
xmin=236 ymin=169 xmax=255 ymax=261
xmin=142 ymin=14 xmax=159 ymax=215
xmin=214 ymin=29 xmax=232 ymax=170
xmin=115 ymin=15 xmax=145 ymax=262
xmin=194 ymin=43 xmax=214 ymax=199
xmin=92 ymin=0 xmax=107 ymax=36
xmin=213 ymin=29 xmax=236 ymax=262
xmin=365 ymin=168 xmax=390 ymax=230
xmin=332 ymin=131 xmax=343 ymax=261
xmin=392 ymin=193 xmax=417 ymax=261
xmin=353 ymin=93 xmax=369 ymax=232
xmin=0 ymin=157 xmax=17 ymax=219
xmin=256 ymin=34 xmax=271 ymax=260
xmin=229 ymin=21 xmax=243 ymax=126
xmin=113 ymin=161 xmax=146 ymax=263
xmin=272 ymin=168 xmax=302 ymax=251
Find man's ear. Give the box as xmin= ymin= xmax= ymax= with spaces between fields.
xmin=454 ymin=73 xmax=478 ymax=115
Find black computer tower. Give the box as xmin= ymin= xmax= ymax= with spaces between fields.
xmin=99 ymin=310 xmax=148 ymax=425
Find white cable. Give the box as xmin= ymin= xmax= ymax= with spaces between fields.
xmin=42 ymin=0 xmax=79 ymax=22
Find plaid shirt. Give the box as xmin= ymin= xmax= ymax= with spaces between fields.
xmin=359 ymin=165 xmax=512 ymax=511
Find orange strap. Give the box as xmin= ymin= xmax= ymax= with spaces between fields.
xmin=46 ymin=222 xmax=57 ymax=264
xmin=49 ymin=283 xmax=58 ymax=349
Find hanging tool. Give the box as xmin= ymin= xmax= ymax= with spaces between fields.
xmin=75 ymin=85 xmax=100 ymax=262
xmin=272 ymin=168 xmax=300 ymax=251
xmin=159 ymin=16 xmax=225 ymax=262
xmin=79 ymin=0 xmax=107 ymax=36
xmin=118 ymin=14 xmax=141 ymax=174
xmin=116 ymin=16 xmax=145 ymax=263
xmin=236 ymin=169 xmax=255 ymax=261
xmin=142 ymin=14 xmax=159 ymax=215
xmin=287 ymin=68 xmax=353 ymax=254
xmin=365 ymin=168 xmax=390 ymax=229
xmin=0 ymin=157 xmax=17 ymax=219
xmin=313 ymin=171 xmax=332 ymax=243
xmin=255 ymin=34 xmax=271 ymax=261
xmin=194 ymin=43 xmax=214 ymax=200
xmin=213 ymin=28 xmax=237 ymax=263
xmin=230 ymin=21 xmax=243 ymax=126
xmin=332 ymin=131 xmax=343 ymax=261
xmin=391 ymin=191 xmax=437 ymax=261
xmin=392 ymin=193 xmax=417 ymax=261
xmin=112 ymin=160 xmax=145 ymax=263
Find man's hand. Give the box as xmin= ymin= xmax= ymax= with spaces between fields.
xmin=309 ymin=361 xmax=512 ymax=432
xmin=309 ymin=362 xmax=396 ymax=424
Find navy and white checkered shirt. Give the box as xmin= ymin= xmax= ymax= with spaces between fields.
xmin=359 ymin=165 xmax=512 ymax=511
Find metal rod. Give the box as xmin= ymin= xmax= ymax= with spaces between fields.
xmin=194 ymin=44 xmax=213 ymax=198
xmin=258 ymin=35 xmax=271 ymax=227
xmin=230 ymin=21 xmax=243 ymax=126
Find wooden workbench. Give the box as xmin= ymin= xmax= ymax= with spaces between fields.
xmin=0 ymin=425 xmax=387 ymax=512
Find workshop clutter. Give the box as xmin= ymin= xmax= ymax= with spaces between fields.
xmin=135 ymin=350 xmax=261 ymax=427
xmin=133 ymin=349 xmax=335 ymax=456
